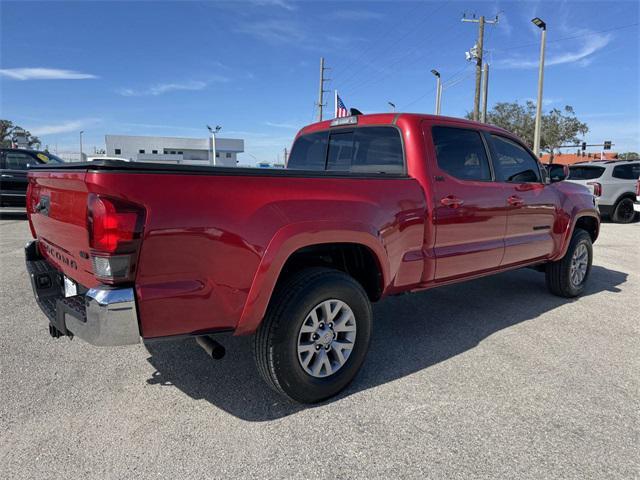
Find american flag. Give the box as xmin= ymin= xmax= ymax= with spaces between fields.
xmin=335 ymin=92 xmax=349 ymax=118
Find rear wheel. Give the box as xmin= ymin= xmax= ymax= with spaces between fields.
xmin=545 ymin=228 xmax=593 ymax=297
xmin=612 ymin=197 xmax=636 ymax=223
xmin=253 ymin=268 xmax=372 ymax=403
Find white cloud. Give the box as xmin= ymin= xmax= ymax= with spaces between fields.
xmin=249 ymin=0 xmax=297 ymax=11
xmin=265 ymin=121 xmax=299 ymax=129
xmin=586 ymin=118 xmax=640 ymax=152
xmin=524 ymin=97 xmax=562 ymax=107
xmin=117 ymin=78 xmax=226 ymax=97
xmin=235 ymin=20 xmax=306 ymax=44
xmin=30 ymin=118 xmax=100 ymax=136
xmin=328 ymin=10 xmax=383 ymax=21
xmin=0 ymin=68 xmax=98 ymax=80
xmin=498 ymin=33 xmax=612 ymax=69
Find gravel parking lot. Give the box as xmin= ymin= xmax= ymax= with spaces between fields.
xmin=1 ymin=212 xmax=638 ymax=479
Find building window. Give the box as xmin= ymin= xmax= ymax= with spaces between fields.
xmin=139 ymin=149 xmax=145 ymax=154
xmin=226 ymin=153 xmax=232 ymax=158
xmin=115 ymin=149 xmax=121 ymax=155
xmin=152 ymin=150 xmax=158 ymax=154
xmin=171 ymin=151 xmax=176 ymax=154
xmin=216 ymin=152 xmax=220 ymax=157
xmin=177 ymin=151 xmax=183 ymax=155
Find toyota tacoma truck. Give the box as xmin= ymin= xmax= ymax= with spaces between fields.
xmin=24 ymin=113 xmax=600 ymax=403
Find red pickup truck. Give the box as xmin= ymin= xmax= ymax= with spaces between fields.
xmin=25 ymin=113 xmax=599 ymax=403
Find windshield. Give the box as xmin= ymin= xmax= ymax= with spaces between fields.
xmin=568 ymin=166 xmax=605 ymax=180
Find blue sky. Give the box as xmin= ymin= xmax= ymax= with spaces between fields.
xmin=1 ymin=0 xmax=639 ymax=162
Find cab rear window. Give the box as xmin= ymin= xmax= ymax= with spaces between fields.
xmin=287 ymin=127 xmax=404 ymax=174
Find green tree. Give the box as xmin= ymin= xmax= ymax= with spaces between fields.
xmin=618 ymin=152 xmax=639 ymax=160
xmin=541 ymin=105 xmax=589 ymax=162
xmin=0 ymin=119 xmax=41 ymax=148
xmin=468 ymin=101 xmax=589 ymax=162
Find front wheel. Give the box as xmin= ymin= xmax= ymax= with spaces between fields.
xmin=253 ymin=268 xmax=372 ymax=403
xmin=545 ymin=228 xmax=593 ymax=297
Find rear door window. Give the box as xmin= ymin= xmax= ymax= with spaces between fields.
xmin=490 ymin=135 xmax=542 ymax=183
xmin=4 ymin=152 xmax=33 ymax=170
xmin=286 ymin=131 xmax=328 ymax=170
xmin=568 ymin=166 xmax=605 ymax=180
xmin=612 ymin=163 xmax=640 ymax=180
xmin=431 ymin=126 xmax=492 ymax=181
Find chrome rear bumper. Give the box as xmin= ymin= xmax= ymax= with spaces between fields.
xmin=25 ymin=240 xmax=140 ymax=346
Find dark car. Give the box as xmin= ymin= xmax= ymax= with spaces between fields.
xmin=0 ymin=148 xmax=65 ymax=207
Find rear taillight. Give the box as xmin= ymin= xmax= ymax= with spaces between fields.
xmin=587 ymin=181 xmax=602 ymax=197
xmin=26 ymin=179 xmax=37 ymax=239
xmin=87 ymin=194 xmax=145 ymax=284
xmin=636 ymin=180 xmax=640 ymax=197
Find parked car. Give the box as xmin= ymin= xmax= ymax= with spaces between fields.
xmin=24 ymin=113 xmax=600 ymax=403
xmin=0 ymin=148 xmax=65 ymax=207
xmin=634 ymin=179 xmax=640 ymax=214
xmin=567 ymin=160 xmax=640 ymax=223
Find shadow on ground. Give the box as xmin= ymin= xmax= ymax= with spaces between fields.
xmin=144 ymin=265 xmax=627 ymax=421
xmin=0 ymin=210 xmax=27 ymax=221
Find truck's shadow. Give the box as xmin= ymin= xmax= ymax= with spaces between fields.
xmin=144 ymin=265 xmax=627 ymax=421
xmin=0 ymin=210 xmax=28 ymax=221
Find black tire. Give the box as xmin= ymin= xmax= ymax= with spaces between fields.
xmin=253 ymin=267 xmax=372 ymax=404
xmin=612 ymin=197 xmax=636 ymax=224
xmin=545 ymin=228 xmax=593 ymax=297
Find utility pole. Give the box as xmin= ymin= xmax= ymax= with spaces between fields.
xmin=462 ymin=13 xmax=498 ymax=121
xmin=316 ymin=57 xmax=330 ymax=122
xmin=283 ymin=147 xmax=288 ymax=165
xmin=532 ymin=17 xmax=547 ymax=157
xmin=481 ymin=63 xmax=490 ymax=123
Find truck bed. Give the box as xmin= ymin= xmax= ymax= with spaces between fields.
xmin=27 ymin=161 xmax=426 ymax=339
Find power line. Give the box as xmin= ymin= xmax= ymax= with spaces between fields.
xmin=336 ymin=0 xmax=453 ymax=90
xmin=340 ymin=14 xmax=461 ymax=95
xmin=330 ymin=1 xmax=427 ymax=81
xmin=401 ymin=64 xmax=473 ymax=110
xmin=493 ymin=22 xmax=638 ymax=52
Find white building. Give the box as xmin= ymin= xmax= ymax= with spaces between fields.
xmin=105 ymin=134 xmax=244 ymax=166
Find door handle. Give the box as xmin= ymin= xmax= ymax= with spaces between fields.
xmin=508 ymin=195 xmax=524 ymax=207
xmin=440 ymin=195 xmax=464 ymax=208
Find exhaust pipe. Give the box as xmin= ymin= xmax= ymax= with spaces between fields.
xmin=196 ymin=336 xmax=226 ymax=360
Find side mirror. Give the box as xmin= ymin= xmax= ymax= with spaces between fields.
xmin=546 ymin=164 xmax=569 ymax=183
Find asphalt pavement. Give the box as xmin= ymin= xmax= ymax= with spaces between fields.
xmin=1 ymin=211 xmax=638 ymax=479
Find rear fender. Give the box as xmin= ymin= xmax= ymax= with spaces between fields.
xmin=234 ymin=220 xmax=389 ymax=335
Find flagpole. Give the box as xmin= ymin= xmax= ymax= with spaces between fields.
xmin=334 ymin=90 xmax=338 ymax=118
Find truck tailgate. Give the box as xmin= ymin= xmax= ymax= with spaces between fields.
xmin=28 ymin=170 xmax=98 ymax=288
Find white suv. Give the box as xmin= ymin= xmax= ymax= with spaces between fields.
xmin=567 ymin=160 xmax=640 ymax=223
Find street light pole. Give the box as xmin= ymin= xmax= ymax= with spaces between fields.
xmin=79 ymin=131 xmax=84 ymax=161
xmin=431 ymin=69 xmax=441 ymax=115
xmin=532 ymin=17 xmax=547 ymax=157
xmin=207 ymin=125 xmax=222 ymax=166
xmin=481 ymin=63 xmax=490 ymax=123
